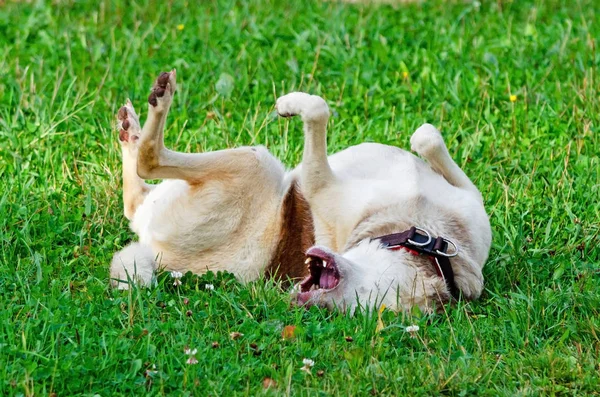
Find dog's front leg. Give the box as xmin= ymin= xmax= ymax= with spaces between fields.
xmin=410 ymin=124 xmax=483 ymax=202
xmin=276 ymin=92 xmax=334 ymax=199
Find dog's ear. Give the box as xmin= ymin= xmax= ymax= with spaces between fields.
xmin=266 ymin=181 xmax=314 ymax=285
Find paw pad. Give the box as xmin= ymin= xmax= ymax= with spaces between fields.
xmin=117 ymin=105 xmax=140 ymax=143
xmin=148 ymin=70 xmax=176 ymax=107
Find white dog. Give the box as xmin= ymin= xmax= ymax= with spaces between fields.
xmin=111 ymin=70 xmax=491 ymax=312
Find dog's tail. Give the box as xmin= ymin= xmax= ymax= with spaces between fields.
xmin=110 ymin=242 xmax=156 ymax=289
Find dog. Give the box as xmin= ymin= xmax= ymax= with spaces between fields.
xmin=110 ymin=70 xmax=491 ymax=312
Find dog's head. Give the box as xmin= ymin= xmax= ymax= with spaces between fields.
xmin=292 ymin=239 xmax=448 ymax=312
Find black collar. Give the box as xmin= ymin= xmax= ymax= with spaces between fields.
xmin=374 ymin=226 xmax=461 ymax=300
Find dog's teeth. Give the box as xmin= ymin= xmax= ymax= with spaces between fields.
xmin=322 ymin=260 xmax=327 ymax=268
xmin=305 ymin=258 xmax=312 ymax=264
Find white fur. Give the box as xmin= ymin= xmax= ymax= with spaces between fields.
xmin=110 ymin=73 xmax=491 ymax=313
xmin=110 ymin=243 xmax=156 ymax=289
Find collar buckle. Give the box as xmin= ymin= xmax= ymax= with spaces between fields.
xmin=407 ymin=227 xmax=432 ymax=247
xmin=374 ymin=226 xmax=461 ymax=300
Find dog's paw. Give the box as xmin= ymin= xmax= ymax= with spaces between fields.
xmin=276 ymin=92 xmax=329 ymax=121
xmin=410 ymin=123 xmax=447 ymax=158
xmin=117 ymin=100 xmax=141 ymax=147
xmin=148 ymin=70 xmax=177 ymax=110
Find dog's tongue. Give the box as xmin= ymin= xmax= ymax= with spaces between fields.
xmin=320 ymin=271 xmax=336 ymax=289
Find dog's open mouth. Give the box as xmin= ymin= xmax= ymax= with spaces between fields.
xmin=297 ymin=247 xmax=341 ymax=305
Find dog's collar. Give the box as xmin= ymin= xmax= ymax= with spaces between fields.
xmin=373 ymin=226 xmax=461 ymax=300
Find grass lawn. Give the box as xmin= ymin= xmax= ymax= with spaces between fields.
xmin=1 ymin=0 xmax=599 ymax=395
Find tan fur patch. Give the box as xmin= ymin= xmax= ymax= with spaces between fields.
xmin=266 ymin=182 xmax=315 ymax=284
xmin=137 ymin=144 xmax=159 ymax=175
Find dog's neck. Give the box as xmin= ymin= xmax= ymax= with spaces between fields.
xmin=344 ymin=206 xmax=415 ymax=252
xmin=344 ymin=207 xmax=449 ymax=296
xmin=265 ymin=180 xmax=314 ymax=283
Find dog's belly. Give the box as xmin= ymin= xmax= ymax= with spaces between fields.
xmin=306 ymin=143 xmax=489 ymax=256
xmin=327 ymin=143 xmax=418 ymax=180
xmin=319 ymin=143 xmax=426 ymax=247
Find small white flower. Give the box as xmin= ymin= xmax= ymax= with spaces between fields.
xmin=171 ymin=271 xmax=183 ymax=286
xmin=301 ymin=358 xmax=315 ymax=373
xmin=184 ymin=346 xmax=199 ymax=364
xmin=186 ymin=356 xmax=198 ymax=365
xmin=184 ymin=347 xmax=198 ymax=355
xmin=205 ymin=283 xmax=215 ymax=290
xmin=405 ymin=325 xmax=420 ymax=337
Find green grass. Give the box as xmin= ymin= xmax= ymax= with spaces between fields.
xmin=1 ymin=0 xmax=599 ymax=395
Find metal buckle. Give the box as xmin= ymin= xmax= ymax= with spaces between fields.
xmin=435 ymin=237 xmax=459 ymax=257
xmin=407 ymin=227 xmax=432 ymax=247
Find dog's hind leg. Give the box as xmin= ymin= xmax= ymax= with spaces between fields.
xmin=117 ymin=101 xmax=154 ymax=220
xmin=136 ymin=70 xmax=264 ymax=183
xmin=410 ymin=123 xmax=483 ymax=202
xmin=275 ymin=92 xmax=334 ymax=199
xmin=110 ymin=242 xmax=156 ymax=290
